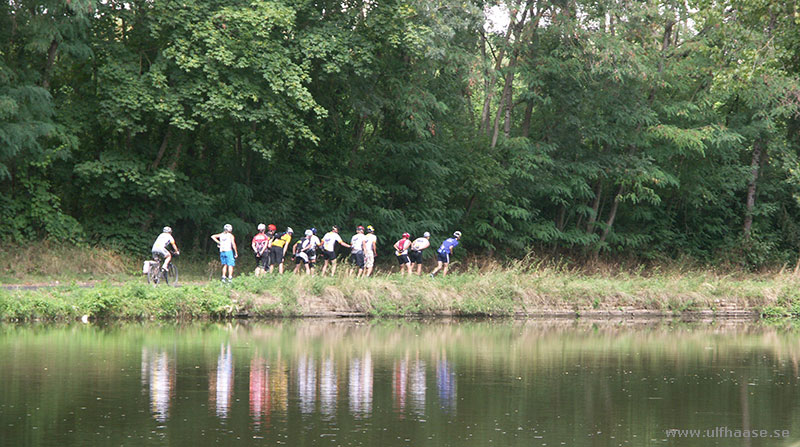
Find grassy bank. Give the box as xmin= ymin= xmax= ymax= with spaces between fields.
xmin=4 ymin=266 xmax=800 ymax=321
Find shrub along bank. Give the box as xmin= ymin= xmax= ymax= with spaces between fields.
xmin=4 ymin=269 xmax=800 ymax=321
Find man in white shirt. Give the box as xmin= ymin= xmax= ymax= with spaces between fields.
xmin=321 ymin=226 xmax=351 ymax=276
xmin=361 ymin=225 xmax=378 ymax=278
xmin=349 ymin=226 xmax=366 ymax=276
xmin=151 ymin=226 xmax=180 ymax=272
xmin=409 ymin=232 xmax=431 ymax=275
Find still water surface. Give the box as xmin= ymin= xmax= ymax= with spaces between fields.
xmin=2 ymin=320 xmax=800 ymax=446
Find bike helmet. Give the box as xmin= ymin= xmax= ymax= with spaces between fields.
xmin=162 ymin=226 xmax=172 ymax=233
xmin=224 ymin=224 xmax=233 ymax=232
xmin=357 ymin=225 xmax=365 ymax=232
xmin=423 ymin=231 xmax=431 ymax=238
xmin=257 ymin=223 xmax=266 ymax=231
xmin=305 ymin=229 xmax=313 ymax=237
xmin=402 ymin=232 xmax=410 ymax=239
xmin=268 ymin=224 xmax=277 ymax=231
xmin=454 ymin=231 xmax=462 ymax=238
xmin=311 ymin=227 xmax=317 ymax=235
xmin=366 ymin=225 xmax=375 ymax=233
xmin=286 ymin=227 xmax=294 ymax=234
xmin=332 ymin=225 xmax=339 ymax=231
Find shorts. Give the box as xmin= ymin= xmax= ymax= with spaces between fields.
xmin=364 ymin=252 xmax=375 ymax=269
xmin=437 ymin=251 xmax=450 ymax=264
xmin=397 ymin=254 xmax=410 ymax=265
xmin=255 ymin=253 xmax=268 ymax=269
xmin=220 ymin=250 xmax=235 ymax=266
xmin=350 ymin=252 xmax=365 ymax=269
xmin=152 ymin=248 xmax=169 ymax=260
xmin=323 ymin=250 xmax=337 ymax=261
xmin=295 ymin=252 xmax=310 ymax=264
xmin=409 ymin=250 xmax=423 ymax=264
xmin=270 ymin=246 xmax=284 ymax=265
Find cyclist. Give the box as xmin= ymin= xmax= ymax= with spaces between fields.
xmin=321 ymin=226 xmax=351 ymax=276
xmin=393 ymin=233 xmax=413 ymax=276
xmin=269 ymin=227 xmax=293 ymax=274
xmin=211 ymin=224 xmax=238 ymax=283
xmin=151 ymin=226 xmax=180 ymax=272
xmin=293 ymin=229 xmax=316 ymax=275
xmin=409 ymin=232 xmax=431 ymax=275
xmin=349 ymin=226 xmax=366 ymax=276
xmin=362 ymin=225 xmax=377 ymax=277
xmin=252 ymin=223 xmax=269 ymax=276
xmin=430 ymin=231 xmax=461 ymax=277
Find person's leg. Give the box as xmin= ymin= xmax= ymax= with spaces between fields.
xmin=162 ymin=253 xmax=172 ymax=270
xmin=442 ymin=262 xmax=449 ymax=276
xmin=305 ymin=261 xmax=311 ymax=275
xmin=321 ymin=259 xmax=329 ymax=276
xmin=406 ymin=261 xmax=413 ymax=275
xmin=431 ymin=261 xmax=443 ymax=276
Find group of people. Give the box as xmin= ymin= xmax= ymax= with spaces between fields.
xmin=150 ymin=224 xmax=462 ymax=283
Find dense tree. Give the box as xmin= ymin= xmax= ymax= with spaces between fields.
xmin=1 ymin=0 xmax=799 ymax=266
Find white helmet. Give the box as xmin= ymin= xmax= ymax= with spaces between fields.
xmin=163 ymin=226 xmax=172 ymax=233
xmin=454 ymin=231 xmax=462 ymax=238
xmin=257 ymin=223 xmax=266 ymax=231
xmin=423 ymin=231 xmax=430 ymax=238
xmin=224 ymin=224 xmax=233 ymax=232
xmin=305 ymin=229 xmax=313 ymax=236
xmin=286 ymin=227 xmax=294 ymax=234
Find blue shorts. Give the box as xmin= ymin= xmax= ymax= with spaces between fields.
xmin=437 ymin=251 xmax=450 ymax=264
xmin=220 ymin=251 xmax=235 ymax=266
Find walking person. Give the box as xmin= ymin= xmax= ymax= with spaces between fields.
xmin=393 ymin=233 xmax=413 ymax=276
xmin=211 ymin=224 xmax=238 ymax=282
xmin=409 ymin=232 xmax=431 ymax=275
xmin=430 ymin=231 xmax=461 ymax=277
xmin=293 ymin=230 xmax=316 ymax=275
xmin=362 ymin=225 xmax=378 ymax=277
xmin=269 ymin=227 xmax=293 ymax=274
xmin=321 ymin=226 xmax=351 ymax=276
xmin=251 ymin=224 xmax=269 ymax=276
xmin=349 ymin=226 xmax=366 ymax=276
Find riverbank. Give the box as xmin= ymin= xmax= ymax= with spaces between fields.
xmin=3 ymin=267 xmax=800 ymax=321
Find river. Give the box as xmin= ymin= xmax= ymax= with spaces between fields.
xmin=1 ymin=319 xmax=799 ymax=446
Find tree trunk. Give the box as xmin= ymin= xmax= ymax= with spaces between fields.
xmin=596 ymin=185 xmax=624 ymax=254
xmin=586 ymin=181 xmax=603 ymax=234
xmin=168 ymin=143 xmax=183 ymax=171
xmin=348 ymin=115 xmax=366 ymax=170
xmin=151 ymin=128 xmax=172 ymax=170
xmin=480 ymin=0 xmax=524 ymax=134
xmin=42 ymin=38 xmax=59 ymax=90
xmin=521 ymin=100 xmax=534 ymax=138
xmin=743 ymin=141 xmax=763 ymax=241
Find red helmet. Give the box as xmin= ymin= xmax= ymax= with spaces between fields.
xmin=268 ymin=224 xmax=277 ymax=231
xmin=402 ymin=233 xmax=410 ymax=239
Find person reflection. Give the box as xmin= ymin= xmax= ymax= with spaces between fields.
xmin=297 ymin=354 xmax=317 ymax=414
xmin=270 ymin=354 xmax=289 ymax=414
xmin=250 ymin=354 xmax=270 ymax=430
xmin=348 ymin=351 xmax=373 ymax=417
xmin=141 ymin=347 xmax=175 ymax=423
xmin=392 ymin=357 xmax=408 ymax=416
xmin=436 ymin=351 xmax=456 ymax=413
xmin=409 ymin=355 xmax=426 ymax=416
xmin=320 ymin=356 xmax=337 ymax=419
xmin=209 ymin=343 xmax=234 ymax=419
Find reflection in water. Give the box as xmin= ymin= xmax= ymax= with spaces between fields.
xmin=409 ymin=359 xmax=426 ymax=416
xmin=436 ymin=354 xmax=456 ymax=413
xmin=320 ymin=356 xmax=337 ymax=419
xmin=392 ymin=358 xmax=408 ymax=415
xmin=209 ymin=344 xmax=234 ymax=419
xmin=297 ymin=354 xmax=317 ymax=414
xmin=141 ymin=347 xmax=175 ymax=422
xmin=271 ymin=355 xmax=289 ymax=414
xmin=249 ymin=355 xmax=270 ymax=430
xmin=349 ymin=351 xmax=373 ymax=417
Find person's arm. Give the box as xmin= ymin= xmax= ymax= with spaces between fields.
xmin=251 ymin=238 xmax=258 ymax=253
xmin=211 ymin=233 xmax=221 ymax=247
xmin=283 ymin=237 xmax=290 ymax=255
xmin=339 ymin=235 xmax=350 ymax=248
xmin=372 ymin=239 xmax=377 ymax=256
xmin=170 ymin=239 xmax=180 ymax=255
xmin=232 ymin=235 xmax=238 ymax=258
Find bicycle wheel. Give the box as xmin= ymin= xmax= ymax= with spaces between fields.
xmin=166 ymin=264 xmax=178 ymax=285
xmin=147 ymin=264 xmax=158 ymax=285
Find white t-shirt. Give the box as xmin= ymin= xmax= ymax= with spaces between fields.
xmin=152 ymin=233 xmax=175 ymax=252
xmin=363 ymin=234 xmax=377 ymax=256
xmin=322 ymin=232 xmax=343 ymax=252
xmin=411 ymin=237 xmax=430 ymax=251
xmin=310 ymin=235 xmax=321 ymax=251
xmin=218 ymin=232 xmax=234 ymax=252
xmin=350 ymin=234 xmax=365 ymax=253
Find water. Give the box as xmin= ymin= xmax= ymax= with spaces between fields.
xmin=1 ymin=320 xmax=800 ymax=446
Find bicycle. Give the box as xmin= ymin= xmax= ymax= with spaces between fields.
xmin=146 ymin=250 xmax=179 ymax=286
